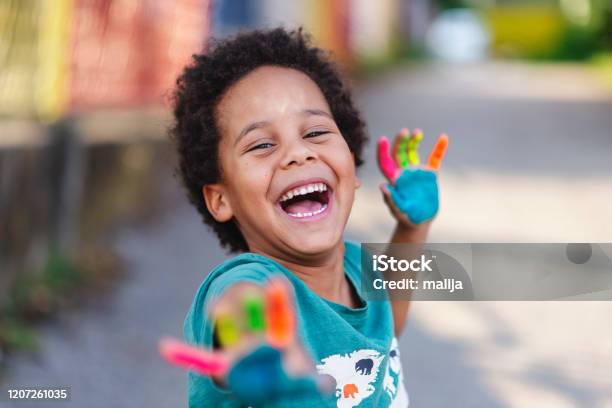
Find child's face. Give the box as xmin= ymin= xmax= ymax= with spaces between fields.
xmin=208 ymin=66 xmax=359 ymax=258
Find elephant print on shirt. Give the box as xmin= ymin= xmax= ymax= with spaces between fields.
xmin=316 ymin=349 xmax=384 ymax=408
xmin=355 ymin=358 xmax=374 ymax=375
xmin=316 ymin=338 xmax=409 ymax=407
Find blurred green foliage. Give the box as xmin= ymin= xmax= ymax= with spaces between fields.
xmin=553 ymin=0 xmax=612 ymax=60
xmin=553 ymin=25 xmax=600 ymax=60
xmin=0 ymin=249 xmax=81 ymax=356
xmin=437 ymin=0 xmax=467 ymax=9
xmin=436 ymin=0 xmax=612 ymax=60
xmin=601 ymin=5 xmax=612 ymax=48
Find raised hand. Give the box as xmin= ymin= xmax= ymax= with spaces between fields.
xmin=159 ymin=278 xmax=328 ymax=405
xmin=377 ymin=128 xmax=448 ymax=225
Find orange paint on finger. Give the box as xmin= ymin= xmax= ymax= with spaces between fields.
xmin=428 ymin=134 xmax=449 ymax=170
xmin=265 ymin=279 xmax=295 ymax=348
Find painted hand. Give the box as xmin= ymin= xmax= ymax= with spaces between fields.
xmin=377 ymin=128 xmax=449 ymax=225
xmin=159 ymin=278 xmax=330 ymax=405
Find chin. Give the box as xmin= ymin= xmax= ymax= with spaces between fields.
xmin=286 ymin=230 xmax=342 ymax=255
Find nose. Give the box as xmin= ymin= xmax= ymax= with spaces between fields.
xmin=280 ymin=138 xmax=317 ymax=169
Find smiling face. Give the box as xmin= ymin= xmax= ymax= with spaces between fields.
xmin=205 ymin=66 xmax=359 ymax=260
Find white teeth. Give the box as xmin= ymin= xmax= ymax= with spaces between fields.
xmin=312 ymin=204 xmax=327 ymax=215
xmin=279 ymin=182 xmax=330 ymax=203
xmin=287 ymin=204 xmax=328 ymax=218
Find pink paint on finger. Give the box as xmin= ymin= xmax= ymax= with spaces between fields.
xmin=377 ymin=137 xmax=400 ymax=183
xmin=159 ymin=337 xmax=229 ymax=377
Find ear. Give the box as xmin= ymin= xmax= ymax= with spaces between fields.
xmin=354 ymin=176 xmax=361 ymax=190
xmin=203 ymin=184 xmax=233 ymax=222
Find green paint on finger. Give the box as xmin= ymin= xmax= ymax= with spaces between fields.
xmin=243 ymin=295 xmax=266 ymax=332
xmin=396 ymin=132 xmax=410 ymax=168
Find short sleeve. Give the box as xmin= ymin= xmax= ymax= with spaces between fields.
xmin=184 ymin=260 xmax=280 ymax=349
xmin=184 ymin=258 xmax=287 ymax=407
xmin=205 ymin=264 xmax=270 ymax=308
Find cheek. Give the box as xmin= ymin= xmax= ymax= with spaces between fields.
xmin=234 ymin=159 xmax=274 ymax=197
xmin=326 ymin=139 xmax=356 ymax=177
xmin=220 ymin=156 xmax=272 ymax=215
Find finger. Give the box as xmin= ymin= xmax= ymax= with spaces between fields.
xmin=407 ymin=128 xmax=423 ymax=166
xmin=265 ymin=278 xmax=295 ymax=349
xmin=379 ymin=183 xmax=411 ymax=224
xmin=395 ymin=129 xmax=410 ymax=168
xmin=392 ymin=128 xmax=409 ymax=167
xmin=377 ymin=137 xmax=399 ymax=183
xmin=207 ymin=282 xmax=264 ymax=349
xmin=379 ymin=183 xmax=396 ymax=214
xmin=427 ymin=133 xmax=449 ymax=170
xmin=283 ymin=340 xmax=316 ymax=377
xmin=159 ymin=337 xmax=229 ymax=376
xmin=242 ymin=290 xmax=266 ymax=333
xmin=216 ymin=312 xmax=241 ymax=347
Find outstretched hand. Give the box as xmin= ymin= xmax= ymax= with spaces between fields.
xmin=159 ymin=278 xmax=330 ymax=405
xmin=377 ymin=128 xmax=448 ymax=226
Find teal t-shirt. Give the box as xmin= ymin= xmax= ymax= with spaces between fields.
xmin=183 ymin=241 xmax=409 ymax=407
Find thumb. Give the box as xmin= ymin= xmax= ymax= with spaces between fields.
xmin=379 ymin=183 xmax=392 ymax=205
xmin=380 ymin=183 xmax=400 ymax=217
xmin=380 ymin=183 xmax=415 ymax=226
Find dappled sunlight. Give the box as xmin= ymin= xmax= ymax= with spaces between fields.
xmin=406 ymin=301 xmax=612 ymax=407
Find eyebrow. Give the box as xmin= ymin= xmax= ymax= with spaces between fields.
xmin=234 ymin=109 xmax=334 ymax=147
xmin=301 ymin=108 xmax=333 ymax=119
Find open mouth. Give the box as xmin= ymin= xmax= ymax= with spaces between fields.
xmin=278 ymin=182 xmax=331 ymax=219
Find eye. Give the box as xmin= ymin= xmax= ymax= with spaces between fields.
xmin=247 ymin=142 xmax=274 ymax=152
xmin=304 ymin=130 xmax=329 ymax=138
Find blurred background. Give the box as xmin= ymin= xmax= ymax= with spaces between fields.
xmin=1 ymin=0 xmax=612 ymax=406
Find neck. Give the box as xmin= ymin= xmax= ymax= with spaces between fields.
xmin=252 ymin=241 xmax=359 ymax=308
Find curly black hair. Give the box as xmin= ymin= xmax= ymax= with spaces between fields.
xmin=170 ymin=27 xmax=368 ymax=253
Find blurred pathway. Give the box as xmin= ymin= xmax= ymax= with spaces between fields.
xmin=350 ymin=62 xmax=612 ymax=408
xmin=2 ymin=185 xmax=225 ymax=407
xmin=4 ymin=62 xmax=612 ymax=407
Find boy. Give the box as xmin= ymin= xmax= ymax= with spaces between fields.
xmin=171 ymin=27 xmax=447 ymax=407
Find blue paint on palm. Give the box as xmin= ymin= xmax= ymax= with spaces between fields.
xmin=389 ymin=168 xmax=439 ymax=224
xmin=227 ymin=345 xmax=322 ymax=405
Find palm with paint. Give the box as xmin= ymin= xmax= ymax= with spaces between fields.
xmin=377 ymin=129 xmax=449 ymax=226
xmin=159 ymin=278 xmax=328 ymax=405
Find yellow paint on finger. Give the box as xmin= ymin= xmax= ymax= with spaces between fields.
xmin=408 ymin=129 xmax=423 ymax=166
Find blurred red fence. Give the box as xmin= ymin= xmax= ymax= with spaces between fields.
xmin=0 ymin=0 xmax=210 ymax=121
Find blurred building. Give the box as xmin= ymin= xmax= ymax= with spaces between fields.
xmin=211 ymin=0 xmax=416 ymax=70
xmin=0 ymin=0 xmax=209 ymax=121
xmin=0 ymin=0 xmax=210 ymax=309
